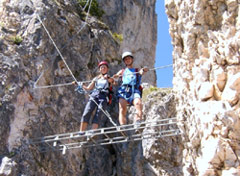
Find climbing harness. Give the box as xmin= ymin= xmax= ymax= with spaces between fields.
xmin=119 ymin=82 xmax=136 ymax=103
xmin=93 ymin=75 xmax=114 ymax=104
xmin=75 ymin=82 xmax=85 ymax=94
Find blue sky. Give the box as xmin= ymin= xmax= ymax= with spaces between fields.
xmin=155 ymin=0 xmax=173 ymax=87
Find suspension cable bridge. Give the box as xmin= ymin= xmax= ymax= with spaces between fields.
xmin=30 ymin=1 xmax=180 ymax=155
xmin=29 ymin=117 xmax=181 ymax=154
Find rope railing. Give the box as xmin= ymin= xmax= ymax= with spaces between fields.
xmin=33 ymin=64 xmax=173 ymax=89
xmin=37 ymin=14 xmax=78 ymax=83
xmin=122 ymin=64 xmax=173 ymax=76
xmin=34 ymin=0 xmax=93 ymax=89
xmin=58 ymin=0 xmax=92 ymax=51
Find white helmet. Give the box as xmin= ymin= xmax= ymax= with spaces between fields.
xmin=122 ymin=51 xmax=133 ymax=61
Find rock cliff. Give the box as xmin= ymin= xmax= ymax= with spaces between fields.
xmin=0 ymin=0 xmax=180 ymax=176
xmin=4 ymin=0 xmax=239 ymax=175
xmin=166 ymin=0 xmax=240 ymax=175
xmin=98 ymin=0 xmax=157 ymax=84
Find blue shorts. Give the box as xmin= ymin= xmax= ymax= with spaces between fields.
xmin=117 ymin=85 xmax=141 ymax=104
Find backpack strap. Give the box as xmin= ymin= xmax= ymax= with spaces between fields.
xmin=120 ymin=69 xmax=125 ymax=82
xmin=107 ymin=83 xmax=113 ymax=105
xmin=135 ymin=68 xmax=139 ymax=85
xmin=135 ymin=68 xmax=143 ymax=97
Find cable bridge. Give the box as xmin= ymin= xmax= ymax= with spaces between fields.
xmin=30 ymin=1 xmax=179 ymax=155
xmin=29 ymin=117 xmax=181 ymax=154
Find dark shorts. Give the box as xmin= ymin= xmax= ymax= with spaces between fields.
xmin=81 ymin=91 xmax=107 ymax=124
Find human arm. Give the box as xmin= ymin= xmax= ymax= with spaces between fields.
xmin=82 ymin=77 xmax=97 ymax=91
xmin=82 ymin=82 xmax=94 ymax=90
xmin=112 ymin=70 xmax=123 ymax=85
xmin=139 ymin=67 xmax=149 ymax=75
xmin=112 ymin=70 xmax=123 ymax=80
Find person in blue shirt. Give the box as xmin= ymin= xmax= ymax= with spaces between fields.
xmin=113 ymin=51 xmax=149 ymax=131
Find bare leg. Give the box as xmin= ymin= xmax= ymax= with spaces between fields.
xmin=91 ymin=123 xmax=98 ymax=130
xmin=133 ymin=98 xmax=142 ymax=121
xmin=80 ymin=122 xmax=88 ymax=131
xmin=119 ymin=98 xmax=128 ymax=125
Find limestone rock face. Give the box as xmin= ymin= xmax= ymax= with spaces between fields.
xmin=141 ymin=89 xmax=183 ymax=176
xmin=124 ymin=87 xmax=182 ymax=176
xmin=98 ymin=0 xmax=157 ymax=85
xmin=166 ymin=0 xmax=240 ymax=175
xmin=0 ymin=0 xmax=162 ymax=175
xmin=0 ymin=157 xmax=17 ymax=176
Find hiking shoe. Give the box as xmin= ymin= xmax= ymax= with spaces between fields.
xmin=78 ymin=131 xmax=85 ymax=136
xmin=134 ymin=120 xmax=144 ymax=133
xmin=71 ymin=131 xmax=85 ymax=142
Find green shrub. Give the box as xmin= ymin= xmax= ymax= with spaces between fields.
xmin=9 ymin=151 xmax=16 ymax=158
xmin=149 ymin=87 xmax=158 ymax=92
xmin=78 ymin=0 xmax=104 ymax=19
xmin=112 ymin=32 xmax=123 ymax=43
xmin=12 ymin=35 xmax=23 ymax=45
xmin=0 ymin=22 xmax=4 ymax=28
xmin=142 ymin=86 xmax=158 ymax=101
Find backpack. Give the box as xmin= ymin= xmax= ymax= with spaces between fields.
xmin=107 ymin=84 xmax=113 ymax=105
xmin=120 ymin=68 xmax=143 ymax=97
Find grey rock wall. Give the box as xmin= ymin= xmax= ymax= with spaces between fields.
xmin=0 ymin=0 xmax=119 ymax=175
xmin=0 ymin=0 xmax=169 ymax=175
xmin=166 ymin=0 xmax=240 ymax=175
xmin=98 ymin=0 xmax=157 ymax=85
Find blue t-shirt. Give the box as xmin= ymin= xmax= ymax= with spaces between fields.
xmin=122 ymin=68 xmax=141 ymax=86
